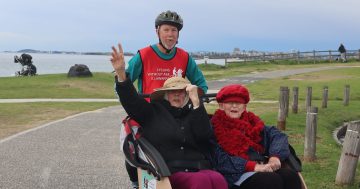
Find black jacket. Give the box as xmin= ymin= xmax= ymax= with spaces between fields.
xmin=115 ymin=78 xmax=214 ymax=173
xmin=338 ymin=44 xmax=346 ymax=53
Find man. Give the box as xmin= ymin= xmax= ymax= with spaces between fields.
xmin=112 ymin=10 xmax=208 ymax=188
xmin=124 ymin=10 xmax=208 ymax=95
xmin=338 ymin=43 xmax=347 ymax=63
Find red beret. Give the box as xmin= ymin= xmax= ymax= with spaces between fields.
xmin=216 ymin=84 xmax=250 ymax=104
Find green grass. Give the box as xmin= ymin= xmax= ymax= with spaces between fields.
xmin=247 ymin=67 xmax=360 ymax=101
xmin=0 ymin=72 xmax=116 ymax=98
xmin=257 ymin=101 xmax=360 ymax=189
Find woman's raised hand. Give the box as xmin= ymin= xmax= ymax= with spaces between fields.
xmin=186 ymin=84 xmax=200 ymax=109
xmin=111 ymin=43 xmax=126 ymax=81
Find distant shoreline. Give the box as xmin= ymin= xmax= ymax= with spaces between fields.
xmin=1 ymin=50 xmax=134 ymax=56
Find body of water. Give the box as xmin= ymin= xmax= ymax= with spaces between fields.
xmin=0 ymin=52 xmax=130 ymax=77
xmin=0 ymin=52 xmax=225 ymax=77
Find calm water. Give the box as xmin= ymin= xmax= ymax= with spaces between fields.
xmin=0 ymin=52 xmax=132 ymax=77
xmin=0 ymin=52 xmax=225 ymax=77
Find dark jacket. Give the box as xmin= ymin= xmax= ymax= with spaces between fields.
xmin=115 ymin=78 xmax=214 ymax=173
xmin=213 ymin=126 xmax=290 ymax=185
xmin=338 ymin=44 xmax=346 ymax=53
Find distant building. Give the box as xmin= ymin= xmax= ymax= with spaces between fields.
xmin=232 ymin=48 xmax=241 ymax=56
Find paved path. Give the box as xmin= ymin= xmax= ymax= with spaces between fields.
xmin=0 ymin=65 xmax=358 ymax=188
xmin=0 ymin=106 xmax=131 ymax=188
xmin=0 ymin=99 xmax=118 ymax=103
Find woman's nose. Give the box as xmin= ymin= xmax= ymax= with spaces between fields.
xmin=231 ymin=102 xmax=240 ymax=107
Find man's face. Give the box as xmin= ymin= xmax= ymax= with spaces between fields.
xmin=219 ymin=102 xmax=246 ymax=119
xmin=167 ymin=89 xmax=186 ymax=108
xmin=157 ymin=24 xmax=179 ymax=50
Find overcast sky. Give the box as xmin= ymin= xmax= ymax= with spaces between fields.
xmin=1 ymin=0 xmax=359 ymax=53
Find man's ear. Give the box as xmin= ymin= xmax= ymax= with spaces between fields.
xmin=156 ymin=28 xmax=159 ymax=37
xmin=156 ymin=26 xmax=161 ymax=37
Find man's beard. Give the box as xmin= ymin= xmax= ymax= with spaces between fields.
xmin=163 ymin=42 xmax=176 ymax=50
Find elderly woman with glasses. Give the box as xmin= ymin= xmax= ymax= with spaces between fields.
xmin=211 ymin=84 xmax=302 ymax=189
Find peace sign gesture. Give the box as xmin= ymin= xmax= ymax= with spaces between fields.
xmin=110 ymin=43 xmax=126 ymax=81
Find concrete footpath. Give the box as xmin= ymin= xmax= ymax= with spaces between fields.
xmin=0 ymin=65 xmax=357 ymax=188
xmin=0 ymin=106 xmax=130 ymax=189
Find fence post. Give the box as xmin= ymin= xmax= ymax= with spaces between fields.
xmin=313 ymin=50 xmax=316 ymax=64
xmin=343 ymin=85 xmax=350 ymax=106
xmin=306 ymin=87 xmax=312 ymax=111
xmin=335 ymin=121 xmax=360 ymax=185
xmin=297 ymin=51 xmax=300 ymax=64
xmin=285 ymin=87 xmax=290 ymax=117
xmin=292 ymin=87 xmax=299 ymax=114
xmin=304 ymin=107 xmax=318 ymax=162
xmin=263 ymin=52 xmax=266 ymax=62
xmin=358 ymin=49 xmax=360 ymax=61
xmin=329 ymin=50 xmax=332 ymax=63
xmin=277 ymin=86 xmax=288 ymax=130
xmin=322 ymin=86 xmax=328 ymax=108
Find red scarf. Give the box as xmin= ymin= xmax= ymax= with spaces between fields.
xmin=211 ymin=109 xmax=265 ymax=159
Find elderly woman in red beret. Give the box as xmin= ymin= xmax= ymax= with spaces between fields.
xmin=211 ymin=84 xmax=302 ymax=189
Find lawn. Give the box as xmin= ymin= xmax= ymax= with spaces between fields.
xmin=0 ymin=72 xmax=116 ymax=99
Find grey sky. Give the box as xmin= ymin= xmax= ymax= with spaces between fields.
xmin=1 ymin=0 xmax=359 ymax=53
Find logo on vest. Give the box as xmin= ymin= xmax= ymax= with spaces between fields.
xmin=172 ymin=67 xmax=183 ymax=77
xmin=147 ymin=68 xmax=172 ymax=81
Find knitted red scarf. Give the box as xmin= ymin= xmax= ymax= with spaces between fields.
xmin=211 ymin=109 xmax=265 ymax=159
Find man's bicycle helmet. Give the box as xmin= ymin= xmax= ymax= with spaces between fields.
xmin=155 ymin=10 xmax=183 ymax=31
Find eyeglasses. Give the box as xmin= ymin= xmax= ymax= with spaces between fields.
xmin=224 ymin=102 xmax=244 ymax=106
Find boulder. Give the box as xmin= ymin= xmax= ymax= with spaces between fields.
xmin=67 ymin=64 xmax=92 ymax=77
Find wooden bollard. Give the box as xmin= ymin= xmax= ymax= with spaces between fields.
xmin=306 ymin=87 xmax=312 ymax=112
xmin=285 ymin=87 xmax=290 ymax=117
xmin=304 ymin=107 xmax=318 ymax=161
xmin=313 ymin=50 xmax=316 ymax=64
xmin=296 ymin=51 xmax=300 ymax=64
xmin=292 ymin=87 xmax=299 ymax=114
xmin=335 ymin=121 xmax=360 ymax=185
xmin=277 ymin=86 xmax=288 ymax=130
xmin=322 ymin=86 xmax=328 ymax=108
xmin=343 ymin=85 xmax=350 ymax=106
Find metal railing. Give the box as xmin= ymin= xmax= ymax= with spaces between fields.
xmin=227 ymin=49 xmax=360 ymax=63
